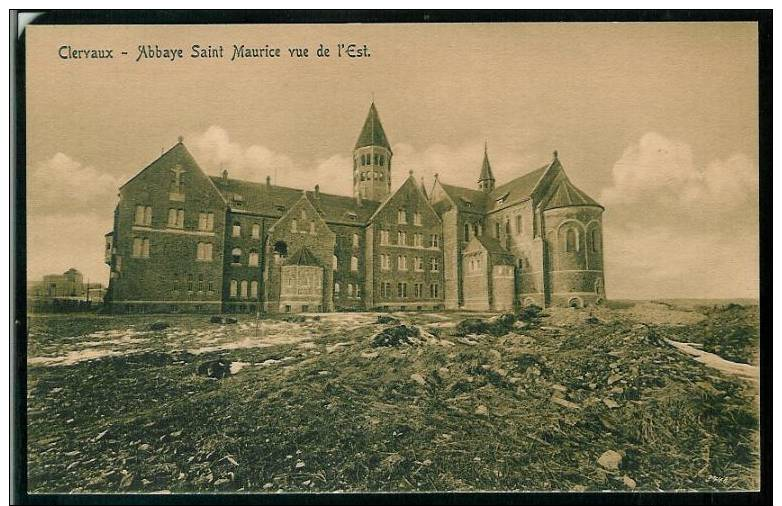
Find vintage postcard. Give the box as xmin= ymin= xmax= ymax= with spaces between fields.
xmin=14 ymin=11 xmax=769 ymax=501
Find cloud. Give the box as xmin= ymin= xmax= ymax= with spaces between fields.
xmin=601 ymin=133 xmax=759 ymax=299
xmin=27 ymin=153 xmax=123 ymax=217
xmin=601 ymin=132 xmax=757 ymax=220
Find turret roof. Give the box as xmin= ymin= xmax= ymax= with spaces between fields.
xmin=355 ymin=102 xmax=391 ymax=151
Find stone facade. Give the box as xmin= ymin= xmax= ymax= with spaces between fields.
xmin=105 ymin=104 xmax=605 ymax=313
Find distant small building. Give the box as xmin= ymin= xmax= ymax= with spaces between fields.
xmin=28 ymin=268 xmax=104 ymax=299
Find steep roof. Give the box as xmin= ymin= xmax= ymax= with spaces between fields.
xmin=486 ymin=163 xmax=549 ymax=210
xmin=210 ymin=177 xmax=379 ymax=224
xmin=466 ymin=235 xmax=516 ymax=265
xmin=287 ymin=246 xmax=321 ymax=266
xmin=543 ymin=177 xmax=603 ymax=210
xmin=354 ymin=103 xmax=391 ymax=151
xmin=438 ymin=183 xmax=490 ymax=213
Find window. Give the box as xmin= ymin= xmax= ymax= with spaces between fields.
xmin=232 ymin=248 xmax=242 ymax=264
xmin=430 ymin=257 xmax=440 ymax=272
xmin=332 ymin=255 xmax=338 ymax=271
xmin=397 ymin=255 xmax=407 ymax=271
xmin=379 ymin=155 xmax=385 ymax=166
xmin=351 ymin=256 xmax=358 ymax=271
xmin=516 ymin=215 xmax=522 ymax=234
xmin=240 ymin=280 xmax=248 ymax=299
xmin=381 ymin=282 xmax=391 ymax=298
xmin=381 ymin=254 xmax=390 ymax=271
xmin=168 ymin=208 xmax=184 ymax=228
xmin=273 ymin=241 xmax=288 ymax=261
xmin=198 ymin=275 xmax=204 ymax=292
xmin=505 ymin=219 xmax=511 ymax=235
xmin=397 ymin=231 xmax=406 ymax=246
xmin=232 ymin=223 xmax=241 ymax=237
xmin=208 ymin=279 xmax=214 ymax=293
xmin=249 ymin=251 xmax=259 ymax=267
xmin=414 ymin=257 xmax=424 ymax=272
xmin=291 ymin=219 xmax=297 ymax=232
xmin=356 ymin=285 xmax=361 ymax=299
xmin=352 ymin=233 xmax=359 ymax=248
xmin=300 ymin=209 xmax=306 ymax=220
xmin=197 ymin=242 xmax=213 ymax=261
xmin=309 ymin=222 xmax=316 ymax=234
xmin=414 ymin=233 xmax=423 ymax=247
xmin=334 ymin=282 xmax=340 ymax=294
xmin=252 ymin=223 xmax=260 ymax=239
xmin=414 ymin=283 xmax=423 ymax=298
xmin=229 ymin=280 xmax=238 ymax=297
xmin=430 ymin=234 xmax=440 ymax=248
xmin=187 ymin=274 xmax=194 ymax=292
xmin=132 ymin=238 xmax=150 ymax=258
xmin=591 ymin=229 xmax=600 ymax=252
xmin=565 ymin=228 xmax=578 ymax=252
xmin=464 ymin=223 xmax=470 ymax=241
xmin=414 ymin=212 xmax=422 ymax=226
xmin=347 ymin=283 xmax=354 ymax=297
xmin=430 ymin=284 xmax=439 ymax=298
xmin=379 ymin=230 xmax=389 ymax=245
xmin=495 ymin=222 xmax=501 ymax=238
xmin=198 ymin=212 xmax=215 ymax=231
xmin=398 ymin=209 xmax=407 ymax=224
xmin=397 ymin=282 xmax=408 ymax=298
xmin=250 ymin=280 xmax=259 ymax=298
xmin=135 ymin=205 xmax=152 ymax=226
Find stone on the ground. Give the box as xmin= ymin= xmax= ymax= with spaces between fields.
xmin=597 ymin=450 xmax=623 ymax=470
xmin=410 ymin=373 xmax=426 ymax=385
xmin=475 ymin=404 xmax=488 ymax=415
xmin=623 ymin=475 xmax=636 ymax=489
xmin=376 ymin=315 xmax=401 ymax=325
xmin=603 ymin=398 xmax=620 ymax=409
xmin=148 ymin=321 xmax=169 ymax=331
xmin=197 ymin=359 xmax=232 ymax=379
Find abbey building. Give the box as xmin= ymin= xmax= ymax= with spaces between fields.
xmin=104 ymin=103 xmax=606 ymax=313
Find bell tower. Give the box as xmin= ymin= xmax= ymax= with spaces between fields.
xmin=353 ymin=101 xmax=392 ymax=202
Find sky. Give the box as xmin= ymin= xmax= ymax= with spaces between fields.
xmin=25 ymin=22 xmax=759 ymax=299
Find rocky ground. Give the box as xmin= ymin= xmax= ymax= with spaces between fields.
xmin=26 ymin=301 xmax=760 ymax=493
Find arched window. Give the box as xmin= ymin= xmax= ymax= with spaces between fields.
xmin=334 ymin=282 xmax=340 ymax=294
xmin=351 ymin=256 xmax=358 ymax=271
xmin=240 ymin=280 xmax=248 ymax=299
xmin=352 ymin=233 xmax=359 ymax=248
xmin=232 ymin=248 xmax=242 ymax=264
xmin=464 ymin=223 xmax=470 ymax=241
xmin=248 ymin=251 xmax=259 ymax=267
xmin=229 ymin=279 xmax=238 ymax=297
xmin=591 ymin=228 xmax=600 ymax=253
xmin=505 ymin=219 xmax=510 ymax=235
xmin=348 ymin=283 xmax=354 ymax=297
xmin=565 ymin=228 xmax=578 ymax=253
xmin=250 ymin=280 xmax=259 ymax=298
xmin=273 ymin=241 xmax=288 ymax=260
xmin=332 ymin=255 xmax=338 ymax=271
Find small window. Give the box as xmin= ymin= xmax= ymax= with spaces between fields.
xmin=334 ymin=282 xmax=340 ymax=294
xmin=291 ymin=219 xmax=297 ymax=232
xmin=565 ymin=228 xmax=578 ymax=252
xmin=397 ymin=231 xmax=406 ymax=246
xmin=398 ymin=255 xmax=407 ymax=271
xmin=351 ymin=256 xmax=358 ymax=272
xmin=398 ymin=209 xmax=407 ymax=224
xmin=516 ymin=215 xmax=522 ymax=234
xmin=240 ymin=280 xmax=248 ymax=299
xmin=232 ymin=223 xmax=241 ymax=237
xmin=464 ymin=223 xmax=470 ymax=241
xmin=430 ymin=257 xmax=440 ymax=272
xmin=332 ymin=255 xmax=338 ymax=271
xmin=591 ymin=229 xmax=600 ymax=253
xmin=414 ymin=212 xmax=422 ymax=226
xmin=352 ymin=233 xmax=359 ymax=248
xmin=309 ymin=221 xmax=316 ymax=234
xmin=495 ymin=222 xmax=501 ymax=238
xmin=249 ymin=251 xmax=259 ymax=267
xmin=232 ymin=248 xmax=242 ymax=264
xmin=252 ymin=223 xmax=260 ymax=239
xmin=250 ymin=280 xmax=259 ymax=298
xmin=379 ymin=155 xmax=385 ymax=166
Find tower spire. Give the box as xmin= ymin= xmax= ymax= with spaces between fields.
xmin=478 ymin=142 xmax=495 ymax=192
xmin=353 ymin=101 xmax=393 ymax=202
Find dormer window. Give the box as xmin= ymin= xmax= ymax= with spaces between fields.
xmin=347 ymin=212 xmax=357 ymax=221
xmin=495 ymin=192 xmax=510 ymax=205
xmin=275 ymin=205 xmax=286 ymax=213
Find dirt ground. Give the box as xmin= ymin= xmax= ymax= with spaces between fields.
xmin=25 ymin=301 xmax=760 ymax=493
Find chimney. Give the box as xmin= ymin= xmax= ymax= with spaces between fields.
xmin=222 ymin=169 xmax=228 ymax=181
xmin=266 ymin=175 xmax=271 ymax=189
xmin=314 ymin=184 xmax=320 ymax=199
xmin=356 ymin=190 xmax=363 ymax=207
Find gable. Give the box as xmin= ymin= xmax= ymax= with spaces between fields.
xmin=369 ymin=176 xmax=442 ymax=225
xmin=119 ymin=142 xmax=225 ymax=207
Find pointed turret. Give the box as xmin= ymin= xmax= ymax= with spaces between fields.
xmin=478 ymin=141 xmax=496 ymax=192
xmin=353 ymin=101 xmax=393 ymax=202
xmin=355 ymin=102 xmax=392 ymax=151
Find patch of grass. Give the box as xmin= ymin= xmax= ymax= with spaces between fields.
xmin=26 ymin=306 xmax=759 ymax=493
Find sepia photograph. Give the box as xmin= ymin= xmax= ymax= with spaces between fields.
xmin=13 ymin=11 xmax=769 ymax=501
